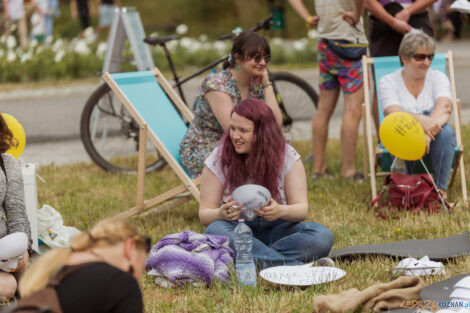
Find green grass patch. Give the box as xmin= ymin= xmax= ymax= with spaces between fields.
xmin=35 ymin=125 xmax=470 ymax=313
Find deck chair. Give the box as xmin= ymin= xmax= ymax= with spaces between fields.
xmin=361 ymin=51 xmax=468 ymax=202
xmin=102 ymin=69 xmax=200 ymax=218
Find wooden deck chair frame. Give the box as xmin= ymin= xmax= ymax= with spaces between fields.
xmin=361 ymin=51 xmax=468 ymax=203
xmin=103 ymin=68 xmax=200 ymax=218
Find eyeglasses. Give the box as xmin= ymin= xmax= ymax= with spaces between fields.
xmin=252 ymin=53 xmax=271 ymax=64
xmin=412 ymin=53 xmax=434 ymax=62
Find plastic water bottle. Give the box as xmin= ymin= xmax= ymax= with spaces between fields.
xmin=234 ymin=219 xmax=257 ymax=286
xmin=391 ymin=157 xmax=407 ymax=174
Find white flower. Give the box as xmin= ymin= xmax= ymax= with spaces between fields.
xmin=74 ymin=39 xmax=91 ymax=55
xmin=176 ymin=24 xmax=188 ymax=35
xmin=271 ymin=37 xmax=283 ymax=46
xmin=6 ymin=50 xmax=16 ymax=62
xmin=6 ymin=36 xmax=16 ymax=49
xmin=0 ymin=35 xmax=6 ymax=44
xmin=21 ymin=51 xmax=33 ymax=63
xmin=179 ymin=37 xmax=192 ymax=50
xmin=307 ymin=29 xmax=318 ymax=39
xmin=187 ymin=41 xmax=201 ymax=53
xmin=52 ymin=38 xmax=64 ymax=52
xmin=293 ymin=39 xmax=307 ymax=51
xmin=36 ymin=46 xmax=45 ymax=54
xmin=45 ymin=36 xmax=54 ymax=45
xmin=30 ymin=39 xmax=38 ymax=48
xmin=54 ymin=50 xmax=65 ymax=62
xmin=199 ymin=34 xmax=208 ymax=42
xmin=83 ymin=27 xmax=94 ymax=39
xmin=213 ymin=41 xmax=228 ymax=53
xmin=0 ymin=49 xmax=4 ymax=58
xmin=150 ymin=32 xmax=159 ymax=37
xmin=166 ymin=40 xmax=178 ymax=51
xmin=96 ymin=42 xmax=107 ymax=58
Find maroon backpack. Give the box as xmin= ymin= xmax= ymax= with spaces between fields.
xmin=371 ymin=173 xmax=450 ymax=219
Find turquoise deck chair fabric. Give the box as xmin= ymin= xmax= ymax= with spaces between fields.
xmin=373 ymin=54 xmax=458 ymax=172
xmin=110 ymin=71 xmax=188 ymax=174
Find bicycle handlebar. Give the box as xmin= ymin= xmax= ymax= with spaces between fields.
xmin=217 ymin=15 xmax=274 ymax=41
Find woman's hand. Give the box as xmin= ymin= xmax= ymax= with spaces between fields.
xmin=419 ymin=116 xmax=441 ymax=140
xmin=342 ymin=11 xmax=360 ymax=26
xmin=253 ymin=68 xmax=270 ymax=86
xmin=220 ymin=200 xmax=242 ymax=221
xmin=255 ymin=199 xmax=283 ymax=221
xmin=425 ymin=134 xmax=431 ymax=153
xmin=15 ymin=251 xmax=29 ymax=272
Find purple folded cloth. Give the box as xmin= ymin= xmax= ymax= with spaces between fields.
xmin=146 ymin=231 xmax=234 ymax=287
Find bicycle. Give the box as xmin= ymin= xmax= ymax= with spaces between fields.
xmin=80 ymin=15 xmax=318 ymax=173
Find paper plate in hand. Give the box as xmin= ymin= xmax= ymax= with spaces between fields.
xmin=259 ymin=265 xmax=346 ymax=286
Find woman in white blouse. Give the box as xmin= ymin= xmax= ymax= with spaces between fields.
xmin=379 ymin=30 xmax=455 ymax=199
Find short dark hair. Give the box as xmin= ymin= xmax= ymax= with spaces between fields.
xmin=223 ymin=30 xmax=270 ymax=69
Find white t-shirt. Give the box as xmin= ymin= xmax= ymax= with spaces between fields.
xmin=204 ymin=144 xmax=300 ymax=204
xmin=379 ymin=68 xmax=452 ymax=114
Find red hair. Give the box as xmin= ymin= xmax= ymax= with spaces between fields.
xmin=219 ymin=99 xmax=286 ymax=202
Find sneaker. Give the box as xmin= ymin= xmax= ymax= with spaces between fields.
xmin=316 ymin=257 xmax=335 ymax=267
xmin=451 ymin=0 xmax=470 ymax=13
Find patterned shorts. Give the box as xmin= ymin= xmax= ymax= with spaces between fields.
xmin=317 ymin=40 xmax=363 ymax=94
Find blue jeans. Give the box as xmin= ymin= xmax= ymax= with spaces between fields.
xmin=405 ymin=123 xmax=456 ymax=190
xmin=205 ymin=217 xmax=334 ymax=269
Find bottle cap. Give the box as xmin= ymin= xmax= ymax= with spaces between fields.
xmin=238 ymin=219 xmax=245 ymax=222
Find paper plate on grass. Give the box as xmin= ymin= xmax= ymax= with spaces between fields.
xmin=259 ymin=265 xmax=346 ymax=286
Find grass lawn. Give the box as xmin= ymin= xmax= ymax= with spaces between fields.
xmin=35 ymin=126 xmax=470 ymax=313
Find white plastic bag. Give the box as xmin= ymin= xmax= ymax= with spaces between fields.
xmin=37 ymin=205 xmax=81 ymax=248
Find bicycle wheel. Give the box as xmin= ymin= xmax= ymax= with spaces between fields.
xmin=270 ymin=72 xmax=318 ymax=128
xmin=80 ymin=83 xmax=167 ymax=173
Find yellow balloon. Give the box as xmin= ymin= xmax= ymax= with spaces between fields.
xmin=1 ymin=113 xmax=26 ymax=158
xmin=379 ymin=112 xmax=426 ymax=161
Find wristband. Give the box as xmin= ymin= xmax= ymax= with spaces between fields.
xmin=264 ymin=81 xmax=273 ymax=88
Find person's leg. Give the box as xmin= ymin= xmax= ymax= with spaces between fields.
xmin=313 ymin=88 xmax=340 ymax=174
xmin=17 ymin=16 xmax=28 ymax=49
xmin=260 ymin=220 xmax=334 ymax=266
xmin=429 ymin=123 xmax=456 ymax=197
xmin=204 ymin=220 xmax=288 ymax=269
xmin=0 ymin=272 xmax=17 ymax=300
xmin=340 ymin=87 xmax=363 ymax=177
xmin=337 ymin=57 xmax=364 ymax=177
xmin=313 ymin=40 xmax=341 ymax=175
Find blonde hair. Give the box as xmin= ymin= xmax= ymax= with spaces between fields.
xmin=19 ymin=218 xmax=142 ymax=297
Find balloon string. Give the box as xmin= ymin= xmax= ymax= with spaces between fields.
xmin=419 ymin=159 xmax=449 ymax=214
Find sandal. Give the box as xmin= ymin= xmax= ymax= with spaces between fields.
xmin=342 ymin=172 xmax=364 ymax=182
xmin=311 ymin=169 xmax=334 ymax=180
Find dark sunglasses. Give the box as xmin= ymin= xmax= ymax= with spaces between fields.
xmin=412 ymin=53 xmax=434 ymax=62
xmin=252 ymin=53 xmax=271 ymax=63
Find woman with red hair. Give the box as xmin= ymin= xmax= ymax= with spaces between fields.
xmin=199 ymin=99 xmax=333 ymax=269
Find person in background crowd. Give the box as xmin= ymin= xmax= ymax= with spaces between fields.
xmin=288 ymin=0 xmax=367 ymax=180
xmin=2 ymin=0 xmax=28 ymax=49
xmin=179 ymin=31 xmax=282 ymax=178
xmin=0 ymin=113 xmax=31 ymax=300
